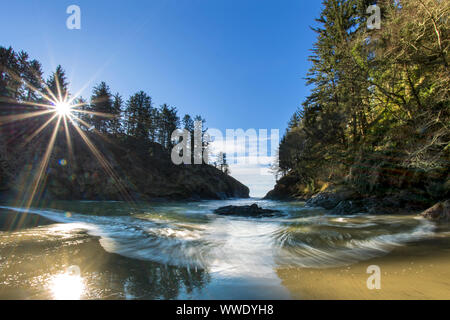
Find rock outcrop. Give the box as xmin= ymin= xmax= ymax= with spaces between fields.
xmin=263 ymin=174 xmax=305 ymax=200
xmin=305 ymin=189 xmax=361 ymax=210
xmin=0 ymin=130 xmax=250 ymax=202
xmin=305 ymin=189 xmax=432 ymax=215
xmin=214 ymin=204 xmax=280 ymax=217
xmin=265 ymin=162 xmax=448 ymax=216
xmin=421 ymin=201 xmax=450 ymax=222
xmin=265 ymin=175 xmax=436 ymax=215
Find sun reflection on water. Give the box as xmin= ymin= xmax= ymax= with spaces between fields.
xmin=50 ymin=266 xmax=84 ymax=300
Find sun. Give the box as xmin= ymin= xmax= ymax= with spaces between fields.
xmin=0 ymin=67 xmax=134 ymax=207
xmin=54 ymin=101 xmax=72 ymax=116
xmin=50 ymin=272 xmax=85 ymax=300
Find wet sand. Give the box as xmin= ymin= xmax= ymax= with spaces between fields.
xmin=0 ymin=209 xmax=209 ymax=300
xmin=0 ymin=229 xmax=210 ymax=300
xmin=277 ymin=233 xmax=450 ymax=300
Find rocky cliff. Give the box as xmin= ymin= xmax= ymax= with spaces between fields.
xmin=0 ymin=126 xmax=249 ymax=202
xmin=265 ymin=171 xmax=448 ymax=216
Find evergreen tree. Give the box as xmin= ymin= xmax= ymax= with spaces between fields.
xmin=157 ymin=104 xmax=179 ymax=149
xmin=0 ymin=47 xmax=44 ymax=102
xmin=73 ymin=96 xmax=90 ymax=130
xmin=194 ymin=115 xmax=209 ymax=163
xmin=278 ymin=0 xmax=449 ymax=197
xmin=23 ymin=59 xmax=44 ymax=102
xmin=182 ymin=114 xmax=194 ymax=132
xmin=0 ymin=46 xmax=21 ymax=99
xmin=110 ymin=93 xmax=124 ymax=135
xmin=89 ymin=82 xmax=114 ymax=133
xmin=46 ymin=65 xmax=68 ymax=102
xmin=217 ymin=152 xmax=230 ymax=174
xmin=124 ymin=91 xmax=154 ymax=142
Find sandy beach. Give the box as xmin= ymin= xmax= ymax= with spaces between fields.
xmin=277 ymin=231 xmax=450 ymax=300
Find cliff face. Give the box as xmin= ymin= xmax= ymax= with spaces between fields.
xmin=265 ymin=170 xmax=448 ymax=215
xmin=1 ymin=127 xmax=249 ymax=202
xmin=263 ymin=174 xmax=306 ymax=201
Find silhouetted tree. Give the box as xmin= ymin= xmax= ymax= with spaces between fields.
xmin=46 ymin=65 xmax=68 ymax=101
xmin=88 ymin=82 xmax=114 ymax=133
xmin=0 ymin=47 xmax=21 ymax=99
xmin=157 ymin=104 xmax=179 ymax=149
xmin=110 ymin=93 xmax=123 ymax=135
xmin=217 ymin=152 xmax=230 ymax=174
xmin=124 ymin=91 xmax=155 ymax=142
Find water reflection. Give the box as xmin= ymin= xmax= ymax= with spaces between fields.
xmin=0 ymin=219 xmax=210 ymax=299
xmin=0 ymin=200 xmax=443 ymax=300
xmin=51 ymin=272 xmax=84 ymax=300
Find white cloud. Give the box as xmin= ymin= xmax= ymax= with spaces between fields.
xmin=206 ymin=128 xmax=280 ymax=197
xmin=229 ymin=163 xmax=276 ymax=198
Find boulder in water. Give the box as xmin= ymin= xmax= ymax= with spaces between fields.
xmin=421 ymin=201 xmax=450 ymax=222
xmin=214 ymin=204 xmax=280 ymax=217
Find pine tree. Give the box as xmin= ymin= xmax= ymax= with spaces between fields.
xmin=157 ymin=104 xmax=179 ymax=149
xmin=194 ymin=115 xmax=209 ymax=163
xmin=110 ymin=93 xmax=123 ymax=135
xmin=217 ymin=152 xmax=230 ymax=174
xmin=278 ymin=0 xmax=449 ymax=197
xmin=46 ymin=65 xmax=68 ymax=102
xmin=73 ymin=96 xmax=89 ymax=130
xmin=89 ymin=82 xmax=114 ymax=133
xmin=0 ymin=47 xmax=44 ymax=102
xmin=0 ymin=46 xmax=21 ymax=99
xmin=182 ymin=114 xmax=194 ymax=132
xmin=23 ymin=59 xmax=44 ymax=102
xmin=124 ymin=91 xmax=154 ymax=142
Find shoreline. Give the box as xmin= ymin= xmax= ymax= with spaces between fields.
xmin=0 ymin=209 xmax=211 ymax=300
xmin=0 ymin=190 xmax=252 ymax=208
xmin=277 ymin=232 xmax=450 ymax=300
xmin=265 ymin=184 xmax=443 ymax=218
xmin=0 ymin=207 xmax=56 ymax=231
xmin=1 ymin=201 xmax=449 ymax=300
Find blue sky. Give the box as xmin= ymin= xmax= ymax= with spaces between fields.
xmin=0 ymin=0 xmax=322 ymax=197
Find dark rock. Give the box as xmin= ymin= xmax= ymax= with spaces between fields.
xmin=304 ymin=187 xmax=433 ymax=215
xmin=330 ymin=200 xmax=367 ymax=215
xmin=421 ymin=200 xmax=450 ymax=222
xmin=305 ymin=189 xmax=361 ymax=209
xmin=214 ymin=204 xmax=281 ymax=217
xmin=263 ymin=174 xmax=305 ymax=200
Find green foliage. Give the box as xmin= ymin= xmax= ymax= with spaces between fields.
xmin=279 ymin=0 xmax=449 ymax=199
